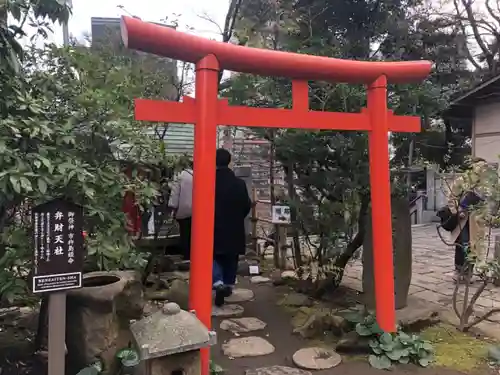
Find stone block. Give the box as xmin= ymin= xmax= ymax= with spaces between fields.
xmin=66 ymin=271 xmax=140 ymax=372
xmin=131 ymin=302 xmax=215 ymax=360
xmin=149 ymin=351 xmax=201 ymax=375
xmin=363 ymin=197 xmax=412 ymax=310
xmin=395 ymin=296 xmax=442 ymax=330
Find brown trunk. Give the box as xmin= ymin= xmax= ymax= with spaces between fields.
xmin=363 ymin=197 xmax=412 ymax=310
xmin=315 ymin=194 xmax=370 ymax=297
xmin=268 ymin=129 xmax=280 ymax=268
xmin=285 ymin=162 xmax=302 ymax=267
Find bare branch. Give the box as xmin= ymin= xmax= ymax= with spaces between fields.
xmin=215 ymin=0 xmax=244 ymax=85
xmin=448 ymin=0 xmax=483 ymax=70
xmin=464 ymin=278 xmax=488 ymax=318
xmin=485 ymin=0 xmax=500 ymax=27
xmin=223 ymin=0 xmax=243 ymax=43
xmin=452 ymin=276 xmax=461 ymax=318
xmin=196 ymin=11 xmax=224 ymax=36
xmin=458 ymin=0 xmax=492 ymax=62
xmin=466 ymin=307 xmax=500 ymax=329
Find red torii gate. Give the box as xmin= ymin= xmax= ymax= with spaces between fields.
xmin=120 ymin=16 xmax=431 ymax=374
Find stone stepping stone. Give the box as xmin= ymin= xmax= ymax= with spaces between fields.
xmin=245 ymin=366 xmax=311 ymax=375
xmin=292 ymin=347 xmax=342 ymax=370
xmin=251 ymin=276 xmax=271 ymax=284
xmin=281 ymin=270 xmax=298 ymax=279
xmin=225 ymin=288 xmax=254 ymax=303
xmin=220 ymin=317 xmax=267 ymax=333
xmin=222 ymin=336 xmax=275 ymax=358
xmin=212 ymin=304 xmax=244 ymax=317
xmin=280 ymin=292 xmax=312 ymax=307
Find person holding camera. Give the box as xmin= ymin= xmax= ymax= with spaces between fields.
xmin=439 ymin=158 xmax=489 ymax=283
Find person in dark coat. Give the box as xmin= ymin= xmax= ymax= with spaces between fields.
xmin=213 ymin=148 xmax=252 ymax=306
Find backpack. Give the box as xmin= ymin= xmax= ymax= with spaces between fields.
xmin=436 ymin=206 xmax=459 ymax=232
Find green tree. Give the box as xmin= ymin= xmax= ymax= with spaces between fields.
xmin=222 ymin=0 xmax=475 ymax=293
xmin=383 ymin=17 xmax=474 ymax=169
xmin=0 ymin=1 xmax=181 ymax=304
xmin=0 ymin=0 xmax=70 ymax=73
xmin=437 ymin=0 xmax=500 ymax=76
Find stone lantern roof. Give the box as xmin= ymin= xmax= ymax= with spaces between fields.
xmin=130 ymin=302 xmax=216 ymax=360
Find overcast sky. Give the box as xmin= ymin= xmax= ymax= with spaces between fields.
xmin=52 ymin=0 xmax=230 ymax=44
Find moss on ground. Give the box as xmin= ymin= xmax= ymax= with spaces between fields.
xmin=276 ymin=279 xmax=495 ymax=373
xmin=287 ymin=302 xmax=494 ymax=374
xmin=420 ymin=323 xmax=494 ymax=373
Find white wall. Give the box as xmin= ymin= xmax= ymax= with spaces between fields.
xmin=474 ymin=135 xmax=500 ymax=164
xmin=474 ymin=103 xmax=500 ymax=165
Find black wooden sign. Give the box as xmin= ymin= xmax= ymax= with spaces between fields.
xmin=32 ymin=199 xmax=84 ymax=293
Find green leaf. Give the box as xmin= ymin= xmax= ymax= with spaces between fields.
xmin=368 ymin=354 xmax=392 ymax=370
xmin=369 ymin=322 xmax=384 ymax=335
xmin=369 ymin=339 xmax=379 ymax=349
xmin=398 ymin=356 xmax=410 ymax=364
xmin=338 ymin=311 xmax=364 ymax=324
xmin=75 ymin=366 xmax=99 ymax=375
xmin=210 ymin=361 xmax=224 ymax=375
xmin=39 ymin=156 xmax=52 ymax=171
xmin=380 ymin=343 xmax=395 ymax=352
xmin=418 ymin=357 xmax=430 ymax=367
xmin=364 ymin=314 xmax=376 ymax=325
xmin=355 ymin=323 xmax=372 ymax=337
xmin=386 ymin=349 xmax=404 ymax=361
xmin=116 ymin=348 xmax=137 ymax=359
xmin=20 ymin=177 xmax=32 ymax=192
xmin=372 ymin=346 xmax=383 ymax=355
xmin=37 ymin=178 xmax=47 ymax=194
xmin=422 ymin=342 xmax=434 ymax=352
xmin=488 ymin=345 xmax=500 ymax=362
xmin=397 ymin=331 xmax=412 ymax=344
xmin=9 ymin=176 xmax=21 ymax=193
xmin=90 ymin=359 xmax=103 ymax=372
xmin=85 ymin=188 xmax=95 ymax=198
xmin=379 ymin=333 xmax=393 ymax=345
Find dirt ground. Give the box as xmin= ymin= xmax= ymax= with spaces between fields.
xmin=0 ymin=277 xmax=496 ymax=375
xmin=0 ymin=324 xmax=45 ymax=375
xmin=211 ymin=279 xmax=496 ymax=375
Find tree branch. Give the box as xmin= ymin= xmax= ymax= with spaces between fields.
xmin=451 ymin=0 xmax=483 ymax=70
xmin=466 ymin=307 xmax=500 ymax=330
xmin=458 ymin=0 xmax=492 ymax=68
xmin=485 ymin=0 xmax=500 ymax=28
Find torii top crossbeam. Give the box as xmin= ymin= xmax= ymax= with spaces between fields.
xmin=120 ymin=15 xmax=431 ymax=375
xmin=121 ymin=17 xmax=430 ymax=84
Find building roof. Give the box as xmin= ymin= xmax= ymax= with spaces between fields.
xmin=90 ymin=17 xmax=121 ymax=26
xmin=90 ymin=17 xmax=121 ymax=42
xmin=153 ymin=124 xmax=194 ymax=156
xmin=91 ymin=16 xmax=193 ymax=156
xmin=444 ymin=74 xmax=500 ymax=120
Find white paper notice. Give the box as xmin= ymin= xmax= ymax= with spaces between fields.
xmin=249 ymin=265 xmax=260 ymax=275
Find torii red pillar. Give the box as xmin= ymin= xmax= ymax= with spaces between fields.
xmin=120 ymin=16 xmax=431 ymax=375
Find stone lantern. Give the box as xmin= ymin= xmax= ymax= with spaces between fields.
xmin=130 ymin=302 xmax=217 ymax=375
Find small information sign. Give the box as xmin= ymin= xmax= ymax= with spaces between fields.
xmin=249 ymin=265 xmax=260 ymax=275
xmin=271 ymin=205 xmax=291 ymax=224
xmin=32 ymin=199 xmax=84 ymax=293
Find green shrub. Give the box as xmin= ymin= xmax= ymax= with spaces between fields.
xmin=353 ymin=311 xmax=434 ymax=370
